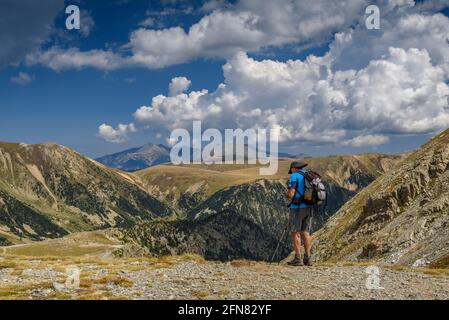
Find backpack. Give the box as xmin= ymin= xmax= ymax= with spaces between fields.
xmin=295 ymin=170 xmax=327 ymax=206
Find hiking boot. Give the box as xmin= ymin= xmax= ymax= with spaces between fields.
xmin=287 ymin=255 xmax=302 ymax=266
xmin=303 ymin=254 xmax=313 ymax=266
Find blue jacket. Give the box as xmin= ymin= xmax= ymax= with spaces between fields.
xmin=288 ymin=170 xmax=312 ymax=209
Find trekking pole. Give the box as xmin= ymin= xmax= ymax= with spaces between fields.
xmin=270 ymin=220 xmax=290 ymax=262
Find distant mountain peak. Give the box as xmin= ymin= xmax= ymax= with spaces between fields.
xmin=96 ymin=143 xmax=171 ymax=172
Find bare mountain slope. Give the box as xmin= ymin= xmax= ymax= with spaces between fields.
xmin=0 ymin=142 xmax=172 ymax=243
xmin=315 ymin=129 xmax=449 ymax=267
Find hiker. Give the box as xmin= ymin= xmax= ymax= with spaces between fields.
xmin=285 ymin=161 xmax=313 ymax=266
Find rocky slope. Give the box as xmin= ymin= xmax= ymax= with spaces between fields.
xmin=0 ymin=142 xmax=172 ymax=243
xmin=1 ymin=215 xmax=447 ymax=300
xmin=315 ymin=129 xmax=449 ymax=267
xmin=96 ymin=143 xmax=171 ymax=172
xmin=0 ymin=253 xmax=447 ymax=300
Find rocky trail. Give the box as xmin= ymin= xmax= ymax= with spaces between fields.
xmin=0 ymin=255 xmax=448 ymax=300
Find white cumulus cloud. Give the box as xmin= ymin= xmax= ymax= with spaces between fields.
xmin=126 ymin=45 xmax=449 ymax=147
xmin=25 ymin=0 xmax=373 ymax=70
xmin=23 ymin=0 xmax=449 ymax=73
xmin=26 ymin=47 xmax=125 ymax=71
xmin=126 ymin=0 xmax=369 ymax=68
xmin=169 ymin=76 xmax=192 ymax=96
xmin=98 ymin=123 xmax=136 ymax=143
xmin=46 ymin=0 xmax=445 ymax=148
xmin=329 ymin=12 xmax=449 ymax=72
xmin=342 ymin=134 xmax=390 ymax=147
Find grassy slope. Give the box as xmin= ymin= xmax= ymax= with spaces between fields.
xmin=0 ymin=143 xmax=101 ymax=241
xmin=134 ymin=153 xmax=403 ymax=201
xmin=0 ymin=230 xmax=122 ymax=258
xmin=0 ymin=142 xmax=172 ymax=243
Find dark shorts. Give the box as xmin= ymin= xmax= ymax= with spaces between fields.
xmin=289 ymin=207 xmax=313 ymax=233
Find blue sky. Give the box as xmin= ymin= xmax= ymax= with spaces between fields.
xmin=0 ymin=0 xmax=226 ymax=157
xmin=1 ymin=0 xmax=448 ymax=158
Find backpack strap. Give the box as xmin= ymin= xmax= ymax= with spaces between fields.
xmin=297 ymin=169 xmax=309 ymax=179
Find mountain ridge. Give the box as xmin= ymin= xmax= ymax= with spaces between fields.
xmin=315 ymin=129 xmax=449 ymax=267
xmin=95 ymin=142 xmax=296 ymax=172
xmin=0 ymin=139 xmax=409 ymax=265
xmin=0 ymin=142 xmax=172 ymax=243
xmin=96 ymin=143 xmax=171 ymax=172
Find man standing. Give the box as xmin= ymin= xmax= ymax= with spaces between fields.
xmin=285 ymin=161 xmax=313 ymax=266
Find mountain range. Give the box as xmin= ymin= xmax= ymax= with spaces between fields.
xmin=2 ymin=129 xmax=448 ymax=267
xmin=95 ymin=143 xmax=297 ymax=172
xmin=0 ymin=139 xmax=402 ymax=261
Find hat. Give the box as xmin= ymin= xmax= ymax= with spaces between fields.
xmin=288 ymin=161 xmax=308 ymax=174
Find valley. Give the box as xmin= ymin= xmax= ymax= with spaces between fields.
xmin=0 ymin=140 xmax=402 ymax=260
xmin=0 ymin=130 xmax=448 ymax=300
xmin=1 ymin=129 xmax=448 ymax=270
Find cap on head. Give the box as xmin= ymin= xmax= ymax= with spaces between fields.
xmin=288 ymin=161 xmax=308 ymax=174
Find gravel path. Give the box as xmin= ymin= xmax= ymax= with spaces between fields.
xmin=0 ymin=257 xmax=448 ymax=300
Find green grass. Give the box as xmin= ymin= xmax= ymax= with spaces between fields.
xmin=1 ymin=231 xmax=121 ymax=258
xmin=0 ymin=178 xmax=96 ymax=238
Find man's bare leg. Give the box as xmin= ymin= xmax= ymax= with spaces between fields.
xmin=301 ymin=231 xmax=312 ymax=256
xmin=287 ymin=231 xmax=303 ymax=266
xmin=292 ymin=232 xmax=302 ymax=256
